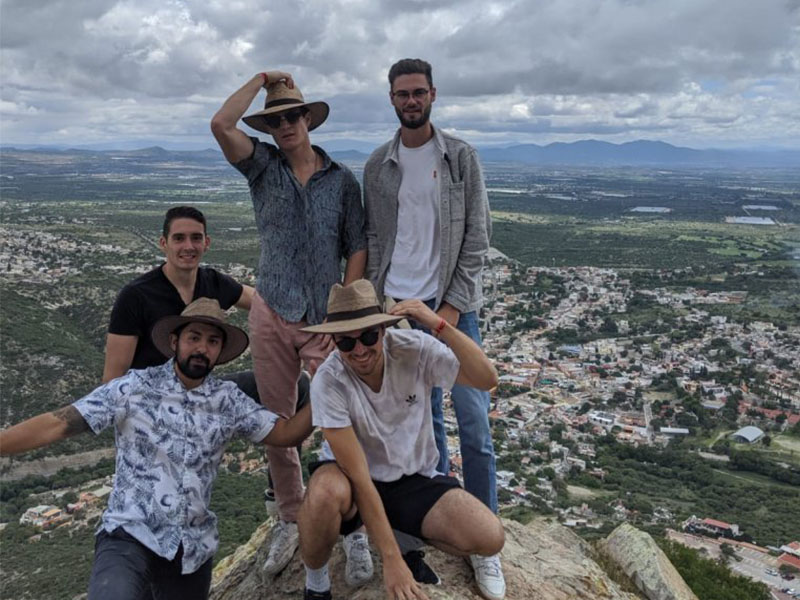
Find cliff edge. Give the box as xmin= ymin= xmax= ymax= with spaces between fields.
xmin=209 ymin=517 xmax=669 ymax=599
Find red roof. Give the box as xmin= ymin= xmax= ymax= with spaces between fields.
xmin=702 ymin=518 xmax=732 ymax=530
xmin=779 ymin=553 xmax=800 ymax=569
xmin=788 ymin=541 xmax=800 ymax=551
xmin=738 ymin=402 xmax=800 ymax=425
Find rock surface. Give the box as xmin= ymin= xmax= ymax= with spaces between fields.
xmin=601 ymin=523 xmax=698 ymax=600
xmin=210 ymin=517 xmax=645 ymax=600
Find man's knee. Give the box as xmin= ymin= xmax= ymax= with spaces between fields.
xmin=476 ymin=516 xmax=505 ymax=556
xmin=304 ymin=465 xmax=352 ymax=515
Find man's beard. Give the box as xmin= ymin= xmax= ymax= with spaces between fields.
xmin=176 ymin=353 xmax=214 ymax=379
xmin=395 ymin=103 xmax=432 ymax=130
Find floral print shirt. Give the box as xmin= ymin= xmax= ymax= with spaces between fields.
xmin=74 ymin=360 xmax=277 ymax=574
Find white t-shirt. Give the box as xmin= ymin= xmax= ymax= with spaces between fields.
xmin=311 ymin=329 xmax=460 ymax=482
xmin=384 ymin=138 xmax=441 ymax=301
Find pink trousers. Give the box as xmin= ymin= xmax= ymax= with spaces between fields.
xmin=249 ymin=292 xmax=333 ymax=521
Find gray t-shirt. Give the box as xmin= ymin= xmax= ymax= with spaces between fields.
xmin=312 ymin=328 xmax=460 ymax=482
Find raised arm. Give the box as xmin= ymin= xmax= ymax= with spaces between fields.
xmin=389 ymin=299 xmax=498 ymax=390
xmin=324 ymin=426 xmax=428 ymax=600
xmin=210 ymin=70 xmax=293 ymax=163
xmin=262 ymin=402 xmax=313 ymax=447
xmin=102 ymin=333 xmax=138 ymax=382
xmin=0 ymin=406 xmax=89 ymax=457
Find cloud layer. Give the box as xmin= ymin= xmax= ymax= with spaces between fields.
xmin=1 ymin=0 xmax=798 ymax=148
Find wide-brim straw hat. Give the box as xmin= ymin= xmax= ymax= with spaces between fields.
xmin=243 ymin=80 xmax=329 ymax=134
xmin=302 ymin=280 xmax=401 ymax=334
xmin=151 ymin=297 xmax=249 ymax=365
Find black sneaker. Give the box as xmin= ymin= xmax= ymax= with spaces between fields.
xmin=402 ymin=550 xmax=441 ymax=585
xmin=304 ymin=588 xmax=332 ymax=600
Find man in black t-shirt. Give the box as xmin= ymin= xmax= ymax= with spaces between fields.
xmin=103 ymin=206 xmax=253 ymax=381
xmin=103 ymin=205 xmax=305 ymax=514
xmin=106 ymin=259 xmax=245 ymax=371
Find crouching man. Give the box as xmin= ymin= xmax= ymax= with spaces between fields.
xmin=297 ymin=280 xmax=505 ymax=600
xmin=0 ymin=298 xmax=314 ymax=600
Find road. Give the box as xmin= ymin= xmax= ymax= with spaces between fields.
xmin=667 ymin=530 xmax=795 ymax=594
xmin=0 ymin=448 xmax=115 ymax=481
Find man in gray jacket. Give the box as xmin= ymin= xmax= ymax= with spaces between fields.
xmin=362 ymin=58 xmax=504 ymax=600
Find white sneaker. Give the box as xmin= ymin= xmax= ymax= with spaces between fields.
xmin=263 ymin=520 xmax=299 ymax=576
xmin=342 ymin=532 xmax=374 ymax=586
xmin=470 ymin=554 xmax=506 ymax=600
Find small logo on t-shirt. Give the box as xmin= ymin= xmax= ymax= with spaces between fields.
xmin=405 ymin=394 xmax=418 ymax=406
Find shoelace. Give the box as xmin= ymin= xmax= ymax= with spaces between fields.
xmin=476 ymin=556 xmax=501 ymax=577
xmin=347 ymin=537 xmax=371 ymax=565
xmin=270 ymin=523 xmax=293 ymax=552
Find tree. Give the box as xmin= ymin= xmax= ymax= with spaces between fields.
xmin=779 ymin=564 xmax=800 ymax=577
xmin=61 ymin=492 xmax=78 ymax=505
xmin=720 ymin=542 xmax=739 ymax=563
xmin=549 ymin=423 xmax=566 ymax=442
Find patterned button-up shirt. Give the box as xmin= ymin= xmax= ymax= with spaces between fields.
xmin=73 ymin=361 xmax=278 ymax=574
xmin=232 ymin=139 xmax=367 ymax=325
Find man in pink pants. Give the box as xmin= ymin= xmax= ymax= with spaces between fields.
xmin=211 ymin=69 xmax=368 ymax=579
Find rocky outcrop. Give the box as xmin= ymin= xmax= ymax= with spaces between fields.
xmin=600 ymin=523 xmax=697 ymax=600
xmin=210 ymin=517 xmax=646 ymax=600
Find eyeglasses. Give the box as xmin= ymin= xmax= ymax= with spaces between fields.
xmin=391 ymin=88 xmax=430 ymax=102
xmin=334 ymin=328 xmax=381 ymax=352
xmin=263 ymin=108 xmax=306 ymax=129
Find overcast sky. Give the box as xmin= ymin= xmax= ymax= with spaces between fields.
xmin=2 ymin=0 xmax=799 ymax=150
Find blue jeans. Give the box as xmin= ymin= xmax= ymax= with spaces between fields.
xmin=87 ymin=528 xmax=213 ymax=600
xmin=410 ymin=302 xmax=498 ymax=513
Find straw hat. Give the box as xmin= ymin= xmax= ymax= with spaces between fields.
xmin=151 ymin=298 xmax=249 ymax=365
xmin=301 ymin=280 xmax=402 ymax=334
xmin=243 ymin=80 xmax=329 ymax=134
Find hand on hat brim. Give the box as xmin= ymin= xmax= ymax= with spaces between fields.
xmin=388 ymin=299 xmax=442 ymax=331
xmin=263 ymin=70 xmax=294 ymax=88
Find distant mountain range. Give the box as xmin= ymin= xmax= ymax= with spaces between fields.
xmin=2 ymin=139 xmax=798 ymax=168
xmin=476 ymin=139 xmax=800 ymax=167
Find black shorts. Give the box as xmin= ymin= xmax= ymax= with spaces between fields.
xmin=308 ymin=461 xmax=461 ymax=539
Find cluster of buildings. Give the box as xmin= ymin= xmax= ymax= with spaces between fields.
xmin=435 ymin=255 xmax=799 ymax=534
xmin=18 ymin=484 xmax=111 ymax=533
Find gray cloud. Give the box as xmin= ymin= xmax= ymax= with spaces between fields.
xmin=1 ymin=0 xmax=798 ymax=149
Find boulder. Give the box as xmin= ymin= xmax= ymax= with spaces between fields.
xmin=601 ymin=523 xmax=697 ymax=600
xmin=210 ymin=517 xmax=644 ymax=599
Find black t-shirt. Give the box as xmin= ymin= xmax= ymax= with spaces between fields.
xmin=108 ymin=264 xmax=243 ymax=369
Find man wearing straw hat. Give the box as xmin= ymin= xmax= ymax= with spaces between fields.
xmin=0 ymin=298 xmax=314 ymax=600
xmin=297 ymin=280 xmax=505 ymax=600
xmin=211 ymin=71 xmax=369 ymax=579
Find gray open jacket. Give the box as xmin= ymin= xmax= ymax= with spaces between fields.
xmin=363 ymin=125 xmax=491 ymax=313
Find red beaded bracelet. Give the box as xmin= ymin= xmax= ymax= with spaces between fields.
xmin=434 ymin=318 xmax=447 ymax=336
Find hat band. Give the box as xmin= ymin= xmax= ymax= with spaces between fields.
xmin=326 ymin=305 xmax=382 ymax=322
xmin=265 ymin=98 xmax=305 ymax=110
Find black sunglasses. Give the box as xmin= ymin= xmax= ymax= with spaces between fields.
xmin=334 ymin=328 xmax=381 ymax=352
xmin=263 ymin=108 xmax=307 ymax=129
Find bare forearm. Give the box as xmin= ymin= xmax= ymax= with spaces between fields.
xmin=349 ymin=476 xmax=403 ymax=563
xmin=438 ymin=324 xmax=498 ymax=390
xmin=0 ymin=407 xmax=89 ymax=456
xmin=388 ymin=300 xmax=498 ymax=390
xmin=264 ymin=404 xmax=313 ymax=447
xmin=343 ymin=249 xmax=367 ymax=284
xmin=211 ymin=75 xmax=264 ymax=133
xmin=102 ymin=333 xmax=137 ymax=383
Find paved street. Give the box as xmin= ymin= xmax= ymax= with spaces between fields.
xmin=666 ymin=530 xmax=797 ymax=595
